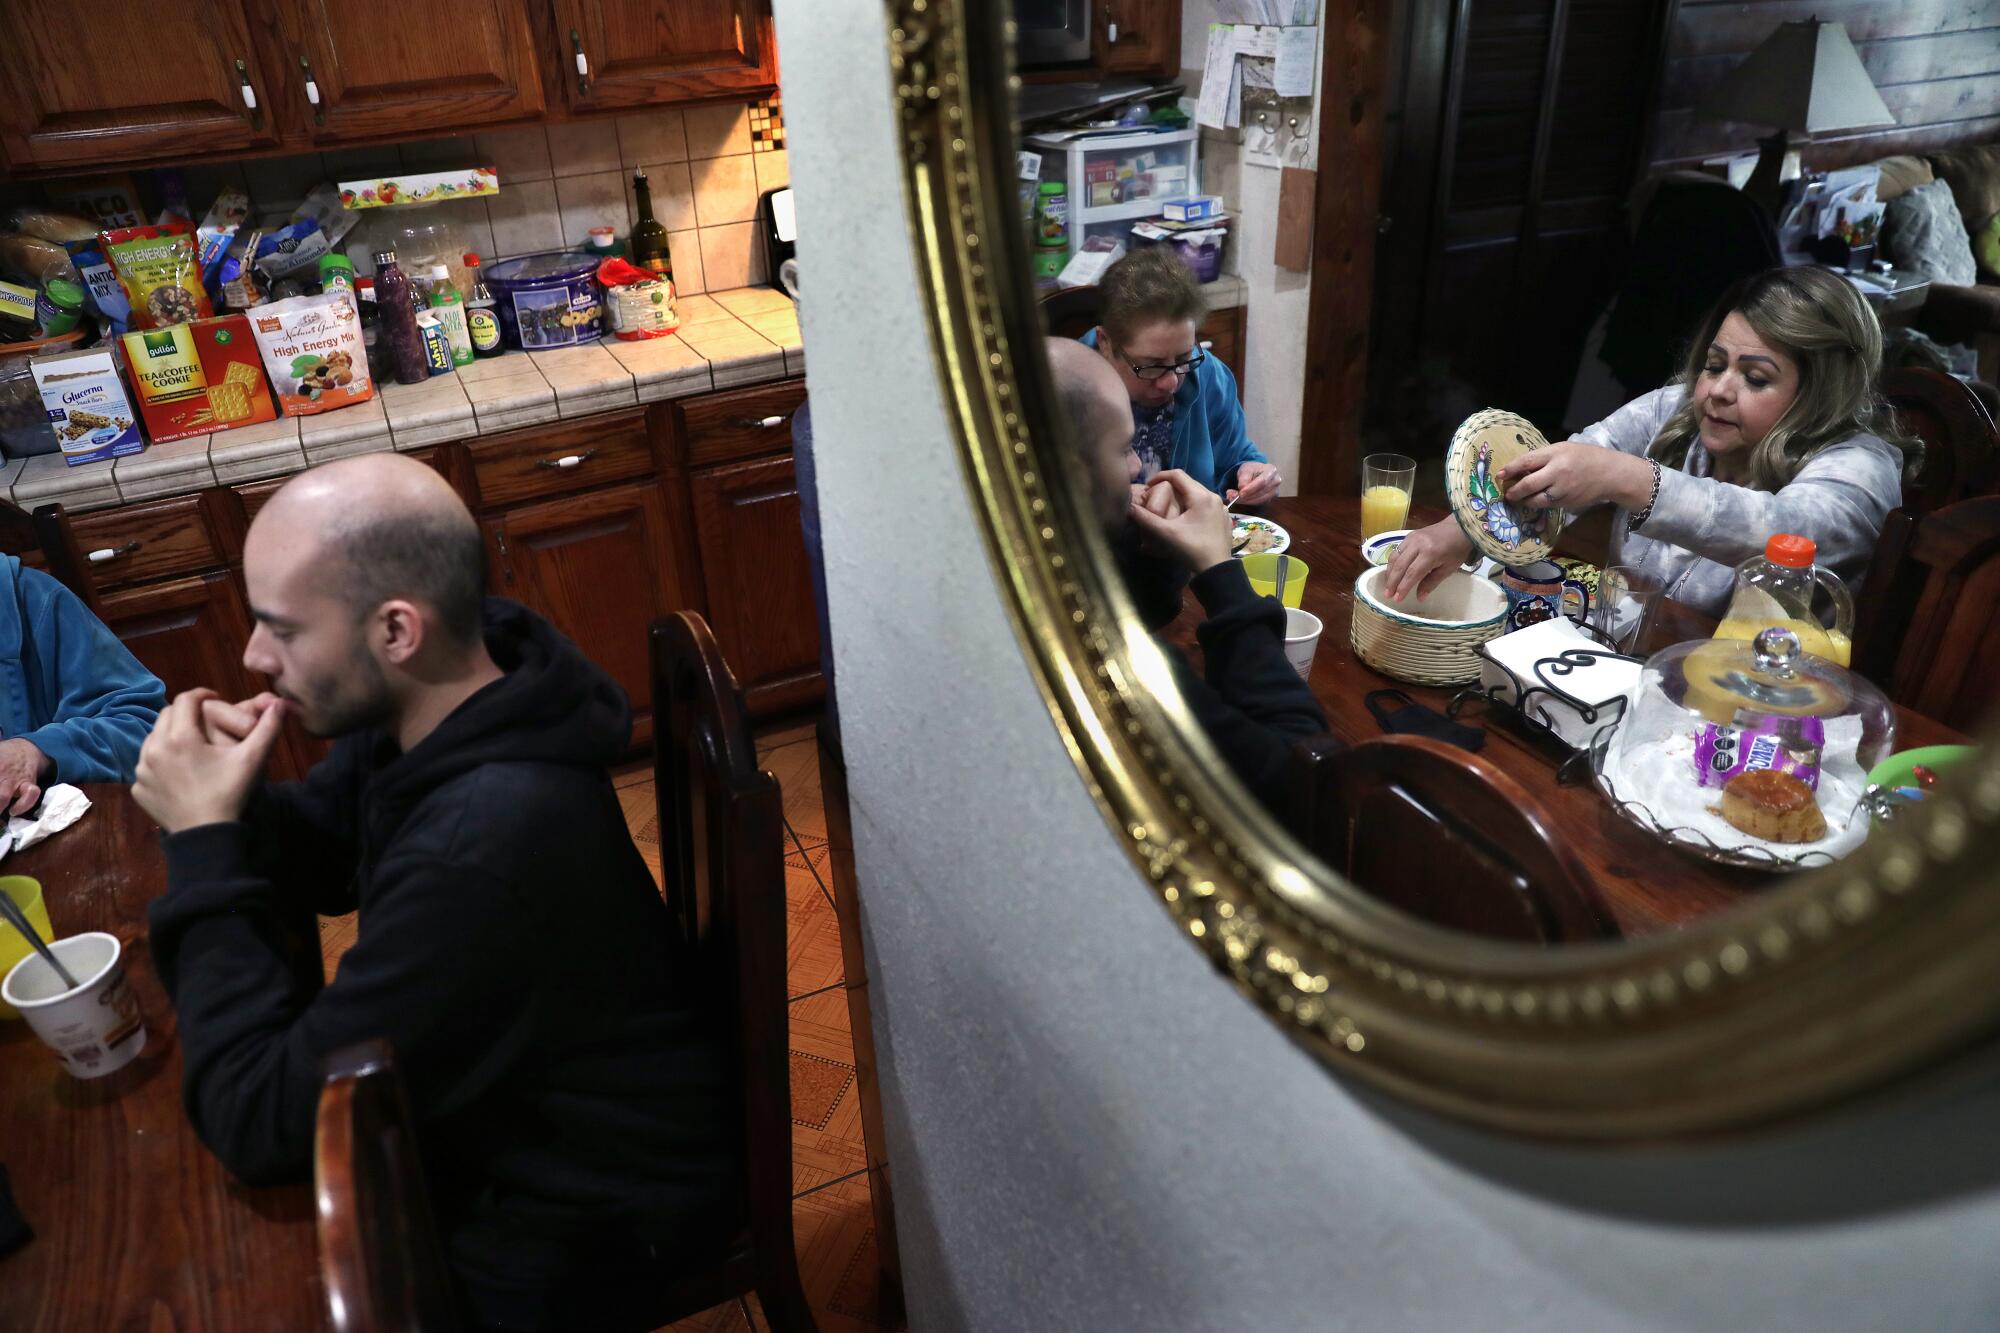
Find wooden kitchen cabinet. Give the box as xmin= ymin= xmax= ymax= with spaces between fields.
xmin=1095 ymin=0 xmax=1182 ymax=78
xmin=483 ymin=480 xmax=689 ymax=747
xmin=1198 ymin=304 xmax=1247 ymax=401
xmin=687 ymin=452 xmax=822 ymax=717
xmin=0 ymin=0 xmax=282 ymax=171
xmin=98 ymin=572 xmax=263 ymax=709
xmin=265 ymin=0 xmax=544 ymax=145
xmin=551 ymin=0 xmax=778 ymax=112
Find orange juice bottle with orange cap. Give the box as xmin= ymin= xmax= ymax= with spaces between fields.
xmin=1712 ymin=533 xmax=1853 ymax=668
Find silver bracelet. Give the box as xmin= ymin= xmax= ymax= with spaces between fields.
xmin=1628 ymin=461 xmax=1662 ymax=532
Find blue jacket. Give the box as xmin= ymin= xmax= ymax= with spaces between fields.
xmin=0 ymin=555 xmax=163 ymax=782
xmin=1080 ymin=328 xmax=1266 ymax=493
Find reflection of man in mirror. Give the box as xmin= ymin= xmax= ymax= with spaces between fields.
xmin=1082 ymin=248 xmax=1281 ymax=505
xmin=1048 ymin=339 xmax=1328 ymax=793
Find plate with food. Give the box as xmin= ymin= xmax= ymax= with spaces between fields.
xmin=1232 ymin=516 xmax=1289 ymax=558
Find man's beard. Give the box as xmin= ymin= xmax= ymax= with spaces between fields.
xmin=284 ymin=647 xmax=396 ymax=738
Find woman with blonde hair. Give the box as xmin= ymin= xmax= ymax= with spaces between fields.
xmin=1384 ymin=265 xmax=1916 ymax=615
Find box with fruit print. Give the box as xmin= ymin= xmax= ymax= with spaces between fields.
xmin=337 ymin=167 xmax=500 ymax=210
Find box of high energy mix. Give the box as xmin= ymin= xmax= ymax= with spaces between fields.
xmin=30 ymin=347 xmax=145 ymax=466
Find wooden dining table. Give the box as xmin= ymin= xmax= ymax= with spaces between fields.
xmin=1173 ymin=496 xmax=1967 ymax=936
xmin=0 ymin=785 xmax=327 ymax=1331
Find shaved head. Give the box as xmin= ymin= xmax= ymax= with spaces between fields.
xmin=257 ymin=453 xmax=487 ymax=648
xmin=243 ymin=453 xmax=490 ymax=738
xmin=1046 ymin=337 xmax=1138 ymax=531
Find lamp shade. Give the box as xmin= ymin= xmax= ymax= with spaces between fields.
xmin=1697 ymin=20 xmax=1896 ymax=135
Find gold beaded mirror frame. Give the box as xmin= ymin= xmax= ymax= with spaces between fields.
xmin=884 ymin=0 xmax=2000 ymax=1137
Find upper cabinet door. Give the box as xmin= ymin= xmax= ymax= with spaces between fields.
xmin=268 ymin=0 xmax=544 ymax=144
xmin=553 ymin=0 xmax=777 ymax=113
xmin=0 ymin=0 xmax=281 ymax=170
xmin=1096 ymin=0 xmax=1181 ymax=78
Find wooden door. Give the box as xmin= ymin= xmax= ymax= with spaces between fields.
xmin=0 ymin=0 xmax=280 ymax=170
xmin=484 ymin=482 xmax=686 ymax=748
xmin=688 ymin=454 xmax=822 ymax=718
xmin=1096 ymin=0 xmax=1181 ymax=78
xmin=552 ymin=0 xmax=778 ymax=112
xmin=266 ymin=0 xmax=543 ymax=145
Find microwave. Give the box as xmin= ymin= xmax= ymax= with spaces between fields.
xmin=1015 ymin=0 xmax=1094 ymax=66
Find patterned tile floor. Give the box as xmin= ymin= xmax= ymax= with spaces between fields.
xmin=317 ymin=720 xmax=898 ymax=1333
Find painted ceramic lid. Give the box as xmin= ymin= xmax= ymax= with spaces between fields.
xmin=1444 ymin=408 xmax=1564 ymax=566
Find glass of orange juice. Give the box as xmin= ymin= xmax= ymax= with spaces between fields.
xmin=0 ymin=876 xmax=55 ymax=1020
xmin=1361 ymin=453 xmax=1416 ymax=540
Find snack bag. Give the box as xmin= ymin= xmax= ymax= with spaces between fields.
xmin=249 ymin=292 xmax=373 ymax=415
xmin=104 ymin=221 xmax=212 ymax=329
xmin=253 ymin=220 xmax=332 ymax=282
xmin=61 ymin=235 xmax=132 ymax=334
xmin=1693 ymin=715 xmax=1827 ymax=792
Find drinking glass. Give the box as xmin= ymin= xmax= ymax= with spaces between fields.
xmin=0 ymin=876 xmax=53 ymax=1020
xmin=1592 ymin=565 xmax=1662 ymax=654
xmin=1361 ymin=453 xmax=1416 ymax=540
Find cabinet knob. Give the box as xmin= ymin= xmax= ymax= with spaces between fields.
xmin=535 ymin=448 xmax=597 ymax=470
xmin=234 ymin=58 xmax=261 ymax=128
xmin=298 ymin=55 xmax=324 ymax=125
xmin=87 ymin=541 xmax=141 ymax=564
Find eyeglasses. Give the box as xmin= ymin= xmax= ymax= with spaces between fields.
xmin=1115 ymin=347 xmax=1206 ymax=382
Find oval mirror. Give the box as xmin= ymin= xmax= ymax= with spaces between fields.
xmin=881 ymin=0 xmax=2000 ymax=1137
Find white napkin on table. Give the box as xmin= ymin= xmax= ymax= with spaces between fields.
xmin=0 ymin=784 xmax=92 ymax=859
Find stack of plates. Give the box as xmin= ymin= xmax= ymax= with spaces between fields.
xmin=1350 ymin=565 xmax=1508 ymax=686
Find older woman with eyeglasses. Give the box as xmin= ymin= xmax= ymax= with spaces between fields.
xmin=1079 ymin=247 xmax=1281 ymax=505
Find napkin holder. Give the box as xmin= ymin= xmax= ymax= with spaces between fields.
xmin=1447 ymin=616 xmax=1642 ymax=784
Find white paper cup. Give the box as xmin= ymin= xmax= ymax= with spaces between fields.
xmin=1284 ymin=607 xmax=1324 ymax=679
xmin=2 ymin=931 xmax=147 ymax=1079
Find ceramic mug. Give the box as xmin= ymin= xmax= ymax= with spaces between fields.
xmin=1497 ymin=559 xmax=1590 ymax=632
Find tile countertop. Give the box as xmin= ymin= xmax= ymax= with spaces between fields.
xmin=11 ymin=274 xmax=1248 ymax=515
xmin=10 ymin=288 xmax=807 ymax=514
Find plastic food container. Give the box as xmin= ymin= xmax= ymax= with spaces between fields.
xmin=483 ymin=251 xmax=604 ymax=349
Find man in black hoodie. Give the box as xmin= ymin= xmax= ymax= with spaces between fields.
xmin=1046 ymin=338 xmax=1330 ymax=792
xmin=132 ymin=454 xmax=733 ymax=1332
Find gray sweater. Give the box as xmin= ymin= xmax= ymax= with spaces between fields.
xmin=1574 ymin=386 xmax=1904 ymax=616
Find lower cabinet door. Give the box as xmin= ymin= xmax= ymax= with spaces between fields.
xmin=687 ymin=453 xmax=824 ymax=717
xmin=97 ymin=571 xmax=318 ymax=781
xmin=483 ymin=481 xmax=687 ymax=748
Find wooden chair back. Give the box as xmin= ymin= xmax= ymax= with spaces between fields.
xmin=1289 ymin=734 xmax=1618 ymax=943
xmin=314 ymin=1039 xmax=460 ymax=1333
xmin=650 ymin=611 xmax=817 ymax=1331
xmin=0 ymin=498 xmax=104 ymax=615
xmin=1038 ymin=283 xmax=1103 ymax=340
xmin=1851 ymin=496 xmax=2000 ymax=732
xmin=1881 ymin=367 xmax=2000 ymax=515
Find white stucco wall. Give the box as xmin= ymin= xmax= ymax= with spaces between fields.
xmin=776 ymin=3 xmax=2000 ymax=1329
xmin=1182 ymin=2 xmax=1326 ymax=495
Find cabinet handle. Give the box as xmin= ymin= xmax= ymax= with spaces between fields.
xmin=570 ymin=29 xmax=591 ymax=97
xmin=234 ymin=59 xmax=262 ymax=129
xmin=299 ymin=55 xmax=324 ymax=126
xmin=731 ymin=413 xmax=790 ymax=429
xmin=87 ymin=541 xmax=142 ymax=564
xmin=1199 ymin=340 xmax=1214 ymax=350
xmin=534 ymin=448 xmax=597 ymax=470
xmin=1108 ymin=18 xmax=1119 ymax=42
xmin=494 ymin=528 xmax=513 ymax=584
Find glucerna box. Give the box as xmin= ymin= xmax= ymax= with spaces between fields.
xmin=31 ymin=347 xmax=145 ymax=466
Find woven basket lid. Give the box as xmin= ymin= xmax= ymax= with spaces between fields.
xmin=1444 ymin=408 xmax=1564 ymax=566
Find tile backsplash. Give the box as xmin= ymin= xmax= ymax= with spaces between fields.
xmin=2 ymin=102 xmax=787 ymax=297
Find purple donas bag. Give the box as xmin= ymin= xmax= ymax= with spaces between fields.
xmin=1694 ymin=715 xmax=1826 ymax=790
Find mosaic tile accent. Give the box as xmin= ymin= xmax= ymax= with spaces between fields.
xmin=789 ymin=1051 xmax=856 ymax=1131
xmin=750 ymin=95 xmax=785 ymax=153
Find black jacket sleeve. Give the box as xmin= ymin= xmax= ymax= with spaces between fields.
xmin=1170 ymin=560 xmax=1332 ymax=791
xmin=147 ymin=815 xmax=543 ymax=1185
xmin=239 ymin=738 xmax=367 ymax=916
